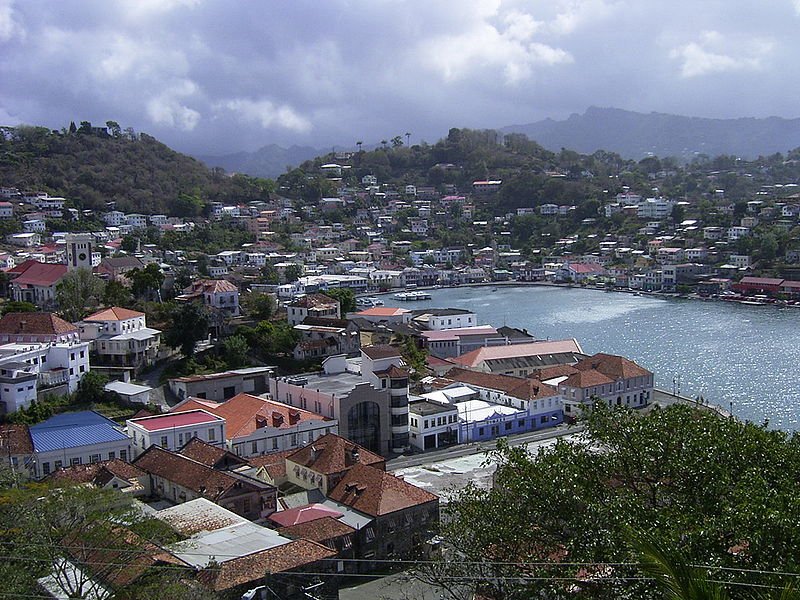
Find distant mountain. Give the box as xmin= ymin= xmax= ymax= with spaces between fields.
xmin=501 ymin=106 xmax=800 ymax=160
xmin=198 ymin=144 xmax=323 ymax=179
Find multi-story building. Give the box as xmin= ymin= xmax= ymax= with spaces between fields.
xmin=540 ymin=353 xmax=654 ymax=418
xmin=79 ymin=307 xmax=161 ymax=370
xmin=361 ymin=345 xmax=410 ymax=453
xmin=170 ymin=393 xmax=338 ymax=457
xmin=176 ymin=279 xmax=240 ymax=317
xmin=408 ymin=399 xmax=460 ymax=451
xmin=31 ymin=411 xmax=132 ymax=479
xmin=126 ymin=409 xmax=227 ymax=458
xmin=270 ymin=353 xmax=393 ymax=456
xmin=286 ymin=293 xmax=340 ymax=326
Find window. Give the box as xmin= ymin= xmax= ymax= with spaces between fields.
xmin=208 ymin=428 xmax=216 ymax=441
xmin=89 ymin=454 xmax=101 ymax=463
xmin=80 ymin=350 xmax=85 ymax=358
xmin=70 ymin=457 xmax=81 ymax=466
xmin=161 ymin=435 xmax=168 ymax=448
xmin=70 ymin=353 xmax=75 ymax=361
xmin=70 ymin=368 xmax=74 ymax=375
xmin=119 ymin=449 xmax=127 ymax=461
xmin=42 ymin=462 xmax=50 ymax=475
xmin=504 ymin=422 xmax=512 ymax=431
xmin=478 ymin=427 xmax=485 ymax=436
xmin=251 ymin=441 xmax=258 ymax=454
xmin=540 ymin=416 xmax=548 ymax=424
xmin=365 ymin=527 xmax=376 ymax=542
xmin=108 ymin=452 xmax=115 ymax=460
xmin=178 ymin=433 xmax=184 ymax=446
xmin=290 ymin=433 xmax=298 ymax=446
xmin=79 ymin=366 xmax=85 ymax=373
xmin=272 ymin=438 xmax=279 ymax=450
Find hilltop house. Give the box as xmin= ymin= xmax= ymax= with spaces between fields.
xmin=79 ymin=307 xmax=161 ymax=371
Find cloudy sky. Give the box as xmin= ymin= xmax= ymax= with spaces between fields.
xmin=2 ymin=0 xmax=799 ymax=155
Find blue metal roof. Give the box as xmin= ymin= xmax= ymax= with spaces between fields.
xmin=30 ymin=411 xmax=128 ymax=453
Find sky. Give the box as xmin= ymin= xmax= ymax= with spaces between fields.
xmin=2 ymin=0 xmax=800 ymax=156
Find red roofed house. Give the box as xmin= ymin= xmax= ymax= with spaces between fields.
xmin=9 ymin=261 xmax=68 ymax=308
xmin=538 ymin=352 xmax=654 ymax=418
xmin=170 ymin=392 xmax=338 ymax=457
xmin=732 ymin=276 xmax=785 ymax=296
xmin=126 ymin=410 xmax=226 ymax=458
xmin=557 ymin=262 xmax=606 ymax=282
xmin=176 ymin=279 xmax=240 ymax=316
xmin=79 ymin=306 xmax=161 ymax=371
xmin=0 ymin=312 xmax=80 ymax=344
xmin=349 ymin=306 xmax=411 ymax=325
xmin=286 ymin=293 xmax=340 ymax=325
xmin=133 ymin=445 xmax=277 ymax=520
xmin=452 ymin=339 xmax=585 ymax=377
xmin=284 ymin=432 xmax=385 ymax=494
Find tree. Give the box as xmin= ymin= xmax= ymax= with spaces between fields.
xmin=56 ymin=268 xmax=105 ymax=322
xmin=102 ymin=280 xmax=133 ymax=308
xmin=322 ymin=288 xmax=356 ymax=313
xmin=392 ymin=135 xmax=404 ymax=148
xmin=420 ymin=404 xmax=800 ymax=599
xmin=121 ymin=234 xmax=138 ymax=253
xmin=283 ymin=263 xmax=303 ymax=283
xmin=0 ymin=483 xmax=145 ymax=598
xmin=105 ymin=120 xmax=121 ymax=138
xmin=164 ymin=302 xmax=209 ymax=357
xmin=74 ymin=371 xmax=109 ymax=405
xmin=129 ymin=264 xmax=165 ymax=301
xmin=671 ymin=203 xmax=685 ymax=223
xmin=243 ymin=292 xmax=276 ymax=320
xmin=1 ymin=301 xmax=37 ymax=315
xmin=222 ymin=334 xmax=250 ymax=368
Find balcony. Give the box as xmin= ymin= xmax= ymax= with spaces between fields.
xmin=38 ymin=369 xmax=70 ymax=388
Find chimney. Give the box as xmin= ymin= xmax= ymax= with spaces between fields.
xmin=288 ymin=411 xmax=300 ymax=426
xmin=347 ymin=446 xmax=360 ymax=466
xmin=310 ymin=445 xmax=320 ymax=461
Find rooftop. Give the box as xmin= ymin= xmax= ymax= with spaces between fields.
xmin=29 ymin=411 xmax=128 ymax=453
xmin=268 ymin=503 xmax=343 ymax=527
xmin=85 ymin=307 xmax=145 ymax=321
xmin=452 ymin=339 xmax=584 ymax=369
xmin=361 ymin=344 xmax=403 ymax=360
xmin=0 ymin=312 xmax=77 ymax=336
xmin=354 ymin=307 xmax=410 ymax=318
xmin=277 ymin=515 xmax=356 ymax=543
xmin=287 ymin=433 xmax=384 ymax=475
xmin=409 ymin=399 xmax=458 ymax=416
xmin=128 ymin=409 xmax=223 ymax=432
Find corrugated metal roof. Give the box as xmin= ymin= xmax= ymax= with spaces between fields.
xmin=30 ymin=422 xmax=129 ymax=453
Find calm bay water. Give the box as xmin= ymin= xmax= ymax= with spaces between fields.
xmin=399 ymin=285 xmax=800 ymax=430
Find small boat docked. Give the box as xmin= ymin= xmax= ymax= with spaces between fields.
xmin=394 ymin=291 xmax=432 ymax=301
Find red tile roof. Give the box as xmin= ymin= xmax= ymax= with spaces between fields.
xmin=10 ymin=262 xmax=67 ymax=287
xmin=247 ymin=450 xmax=293 ymax=480
xmin=129 ymin=409 xmax=223 ymax=431
xmin=443 ymin=367 xmax=558 ymax=401
xmin=178 ymin=437 xmax=248 ymax=468
xmin=132 ymin=446 xmax=241 ymax=499
xmin=287 ymin=433 xmax=384 ymax=475
xmin=0 ymin=423 xmax=33 ymax=454
xmin=85 ymin=307 xmax=145 ymax=321
xmin=328 ymin=463 xmax=438 ymax=517
xmin=0 ymin=312 xmax=77 ymax=336
xmin=277 ymin=516 xmax=356 ymax=542
xmin=197 ymin=540 xmax=336 ymax=591
xmin=355 ymin=307 xmax=409 ymax=318
xmin=48 ymin=458 xmax=146 ymax=485
xmin=361 ymin=344 xmax=402 ymax=359
xmin=169 ymin=393 xmax=331 ymax=438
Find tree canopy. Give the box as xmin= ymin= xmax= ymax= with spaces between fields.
xmin=422 ymin=405 xmax=800 ymax=600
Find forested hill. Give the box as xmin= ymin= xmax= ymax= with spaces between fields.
xmin=0 ymin=124 xmax=273 ymax=214
xmin=502 ymin=106 xmax=800 ymax=161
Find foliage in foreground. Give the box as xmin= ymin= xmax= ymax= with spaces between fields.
xmin=420 ymin=405 xmax=800 ymax=600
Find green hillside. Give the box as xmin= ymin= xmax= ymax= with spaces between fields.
xmin=0 ymin=123 xmax=273 ymax=214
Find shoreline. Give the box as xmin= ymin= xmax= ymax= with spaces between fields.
xmin=359 ymin=280 xmax=789 ymax=309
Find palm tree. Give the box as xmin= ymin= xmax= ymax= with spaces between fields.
xmin=356 ymin=140 xmax=363 ymax=153
xmin=405 ymin=131 xmax=411 ymax=146
xmin=380 ymin=139 xmax=388 ymax=150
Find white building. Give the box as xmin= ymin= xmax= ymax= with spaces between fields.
xmin=126 ymin=410 xmax=227 ymax=458
xmin=79 ymin=307 xmax=161 ymax=370
xmin=408 ymin=398 xmax=460 ymax=451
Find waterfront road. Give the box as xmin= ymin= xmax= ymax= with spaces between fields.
xmin=387 ymin=423 xmax=585 ymax=471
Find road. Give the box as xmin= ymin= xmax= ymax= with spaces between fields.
xmin=386 ymin=423 xmax=584 ymax=471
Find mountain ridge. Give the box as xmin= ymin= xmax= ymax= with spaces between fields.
xmin=501 ymin=106 xmax=800 ymax=160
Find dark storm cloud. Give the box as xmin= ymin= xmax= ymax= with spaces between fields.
xmin=1 ymin=0 xmax=799 ymax=155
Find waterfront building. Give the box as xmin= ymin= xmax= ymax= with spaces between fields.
xmin=451 ymin=339 xmax=584 ymax=377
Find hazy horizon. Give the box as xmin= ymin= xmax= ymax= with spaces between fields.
xmin=3 ymin=1 xmax=800 ymax=155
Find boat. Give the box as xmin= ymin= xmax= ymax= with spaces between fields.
xmin=394 ymin=291 xmax=432 ymax=301
xmin=356 ymin=297 xmax=383 ymax=308
xmin=367 ymin=296 xmax=384 ymax=306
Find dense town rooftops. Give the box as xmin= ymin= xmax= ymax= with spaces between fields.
xmin=0 ymin=312 xmax=77 ymax=336
xmin=327 ymin=463 xmax=438 ymax=517
xmin=178 ymin=437 xmax=248 ymax=468
xmin=421 ymin=326 xmax=498 ymax=341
